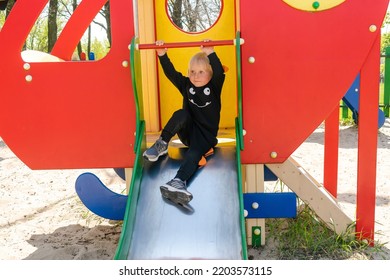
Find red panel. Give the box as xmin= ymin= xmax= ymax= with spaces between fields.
xmin=239 ymin=0 xmax=388 ymax=164
xmin=0 ymin=0 xmax=136 ymax=169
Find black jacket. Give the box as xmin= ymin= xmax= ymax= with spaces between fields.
xmin=158 ymin=52 xmax=225 ymax=146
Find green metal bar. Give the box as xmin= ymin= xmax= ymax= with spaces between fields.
xmin=129 ymin=36 xmax=144 ymax=152
xmin=114 ymin=120 xmax=145 ymax=259
xmin=235 ymin=31 xmax=244 ymax=150
xmin=235 ymin=117 xmax=248 ymax=260
xmin=114 ymin=36 xmax=146 ymax=259
xmin=235 ymin=31 xmax=247 ymax=258
xmin=384 ymin=47 xmax=390 ymax=117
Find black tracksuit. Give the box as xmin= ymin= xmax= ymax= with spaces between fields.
xmin=158 ymin=52 xmax=225 ymax=182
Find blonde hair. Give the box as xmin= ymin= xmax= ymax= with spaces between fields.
xmin=188 ymin=52 xmax=212 ymax=75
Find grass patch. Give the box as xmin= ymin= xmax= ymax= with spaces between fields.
xmin=260 ymin=204 xmax=387 ymax=260
xmin=339 ymin=115 xmax=356 ymax=127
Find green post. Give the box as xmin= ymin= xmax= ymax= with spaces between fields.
xmin=384 ymin=47 xmax=390 ymax=117
xmin=251 ymin=226 xmax=262 ymax=248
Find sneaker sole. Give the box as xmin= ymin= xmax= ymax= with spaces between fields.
xmin=143 ymin=150 xmax=168 ymax=162
xmin=160 ymin=185 xmax=193 ymax=204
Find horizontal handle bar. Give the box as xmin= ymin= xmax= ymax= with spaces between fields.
xmin=135 ymin=38 xmax=244 ymax=50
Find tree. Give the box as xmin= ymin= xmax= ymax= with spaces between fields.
xmin=70 ymin=0 xmax=83 ymax=57
xmin=167 ymin=0 xmax=221 ymax=33
xmin=382 ymin=12 xmax=390 ymax=54
xmin=101 ymin=2 xmax=111 ymax=47
xmin=48 ymin=0 xmax=58 ymax=52
xmin=168 ymin=0 xmax=183 ymax=29
xmin=4 ymin=0 xmax=14 ymax=17
xmin=0 ymin=0 xmax=9 ymax=11
xmin=1 ymin=0 xmax=110 ymax=58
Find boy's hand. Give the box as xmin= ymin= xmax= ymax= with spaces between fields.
xmin=200 ymin=39 xmax=215 ymax=55
xmin=155 ymin=40 xmax=167 ymax=56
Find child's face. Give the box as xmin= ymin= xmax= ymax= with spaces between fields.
xmin=189 ymin=61 xmax=212 ymax=87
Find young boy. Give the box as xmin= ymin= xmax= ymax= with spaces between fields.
xmin=143 ymin=40 xmax=226 ymax=207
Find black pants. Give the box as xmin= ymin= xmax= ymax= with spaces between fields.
xmin=161 ymin=109 xmax=213 ymax=182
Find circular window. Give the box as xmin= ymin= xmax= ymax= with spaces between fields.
xmin=166 ymin=0 xmax=223 ymax=33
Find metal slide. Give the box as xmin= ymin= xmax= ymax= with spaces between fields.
xmin=115 ymin=145 xmax=245 ymax=259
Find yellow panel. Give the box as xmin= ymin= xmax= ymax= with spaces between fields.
xmin=155 ymin=0 xmax=237 ymax=129
xmin=137 ymin=0 xmax=160 ymax=132
xmin=282 ymin=0 xmax=346 ymax=11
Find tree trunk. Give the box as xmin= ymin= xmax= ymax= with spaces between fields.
xmin=47 ymin=0 xmax=58 ymax=53
xmin=171 ymin=0 xmax=183 ymax=29
xmin=72 ymin=0 xmax=83 ymax=57
xmin=103 ymin=1 xmax=111 ymax=47
xmin=5 ymin=0 xmax=15 ymax=17
xmin=87 ymin=25 xmax=91 ymax=56
xmin=0 ymin=0 xmax=9 ymax=11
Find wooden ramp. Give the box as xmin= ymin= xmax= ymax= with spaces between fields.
xmin=266 ymin=157 xmax=353 ymax=235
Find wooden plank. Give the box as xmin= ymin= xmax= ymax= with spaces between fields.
xmin=244 ymin=164 xmax=266 ymax=246
xmin=266 ymin=158 xmax=353 ymax=235
xmin=137 ymin=0 xmax=160 ymax=132
xmin=125 ymin=168 xmax=133 ymax=194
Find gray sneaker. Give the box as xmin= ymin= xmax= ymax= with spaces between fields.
xmin=160 ymin=178 xmax=193 ymax=205
xmin=143 ymin=137 xmax=168 ymax=162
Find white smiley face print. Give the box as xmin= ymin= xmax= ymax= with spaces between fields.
xmin=189 ymin=87 xmax=212 ymax=108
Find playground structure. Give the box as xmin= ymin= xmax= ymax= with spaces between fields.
xmin=0 ymin=0 xmax=389 ymax=259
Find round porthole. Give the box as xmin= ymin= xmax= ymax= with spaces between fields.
xmin=166 ymin=0 xmax=223 ymax=33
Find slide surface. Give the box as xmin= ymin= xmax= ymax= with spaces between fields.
xmin=116 ymin=146 xmax=245 ymax=259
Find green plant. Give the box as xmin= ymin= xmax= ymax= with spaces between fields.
xmin=263 ymin=204 xmax=387 ymax=259
xmin=339 ymin=117 xmax=356 ymax=126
